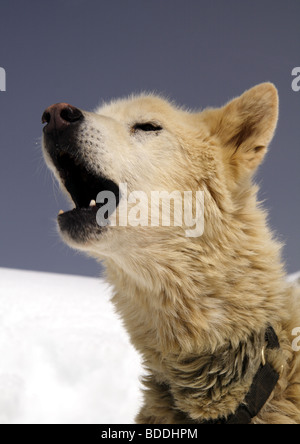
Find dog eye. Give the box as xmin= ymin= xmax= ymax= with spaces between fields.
xmin=132 ymin=123 xmax=163 ymax=132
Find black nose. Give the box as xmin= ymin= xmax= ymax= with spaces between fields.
xmin=42 ymin=103 xmax=83 ymax=134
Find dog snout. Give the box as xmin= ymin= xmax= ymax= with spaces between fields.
xmin=42 ymin=103 xmax=83 ymax=134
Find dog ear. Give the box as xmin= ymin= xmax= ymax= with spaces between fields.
xmin=204 ymin=83 xmax=279 ymax=179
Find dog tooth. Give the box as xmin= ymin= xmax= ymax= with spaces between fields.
xmin=89 ymin=200 xmax=96 ymax=207
xmin=58 ymin=210 xmax=64 ymax=215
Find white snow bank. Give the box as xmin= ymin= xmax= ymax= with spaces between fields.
xmin=0 ymin=268 xmax=142 ymax=424
xmin=286 ymin=271 xmax=300 ymax=284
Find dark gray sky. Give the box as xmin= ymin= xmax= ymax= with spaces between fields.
xmin=0 ymin=0 xmax=299 ymax=277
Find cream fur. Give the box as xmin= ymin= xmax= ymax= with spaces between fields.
xmin=43 ymin=83 xmax=300 ymax=424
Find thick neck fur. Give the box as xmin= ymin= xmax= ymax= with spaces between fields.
xmin=105 ymin=184 xmax=287 ymax=350
xmin=102 ymin=182 xmax=289 ymax=422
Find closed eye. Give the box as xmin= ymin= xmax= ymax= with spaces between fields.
xmin=132 ymin=122 xmax=163 ymax=132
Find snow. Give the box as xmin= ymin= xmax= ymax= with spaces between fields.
xmin=286 ymin=271 xmax=300 ymax=285
xmin=0 ymin=268 xmax=142 ymax=424
xmin=0 ymin=267 xmax=299 ymax=425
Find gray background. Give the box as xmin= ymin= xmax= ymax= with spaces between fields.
xmin=0 ymin=0 xmax=299 ymax=277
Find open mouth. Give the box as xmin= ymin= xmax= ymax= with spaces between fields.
xmin=54 ymin=152 xmax=120 ymax=228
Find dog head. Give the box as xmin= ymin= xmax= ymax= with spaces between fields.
xmin=42 ymin=83 xmax=278 ymax=268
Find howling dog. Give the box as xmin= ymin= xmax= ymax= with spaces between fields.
xmin=42 ymin=83 xmax=300 ymax=424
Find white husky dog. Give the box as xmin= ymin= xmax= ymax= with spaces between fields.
xmin=42 ymin=84 xmax=300 ymax=424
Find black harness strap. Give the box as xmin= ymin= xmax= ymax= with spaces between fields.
xmin=202 ymin=327 xmax=280 ymax=425
xmin=225 ymin=362 xmax=279 ymax=424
